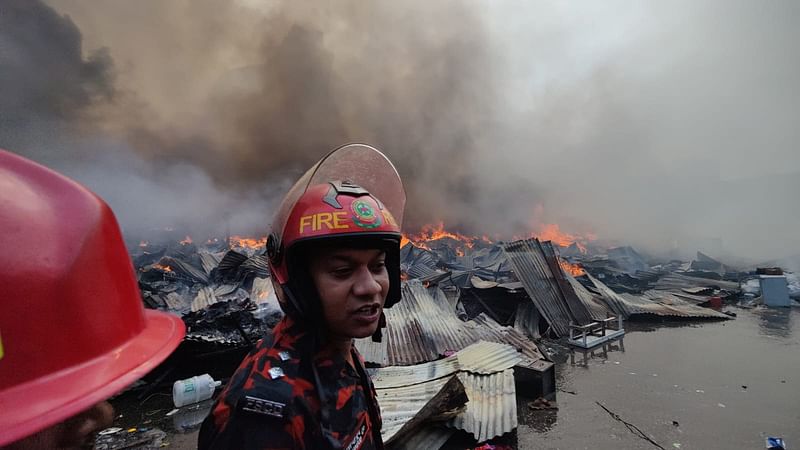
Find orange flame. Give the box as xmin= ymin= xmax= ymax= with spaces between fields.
xmin=153 ymin=263 xmax=173 ymax=272
xmin=513 ymin=223 xmax=593 ymax=253
xmin=180 ymin=235 xmax=193 ymax=245
xmin=402 ymin=222 xmax=483 ymax=256
xmin=229 ymin=235 xmax=268 ymax=249
xmin=559 ymin=258 xmax=585 ymax=276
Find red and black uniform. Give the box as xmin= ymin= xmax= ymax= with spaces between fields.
xmin=198 ymin=315 xmax=383 ymax=450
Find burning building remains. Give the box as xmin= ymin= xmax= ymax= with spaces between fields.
xmin=123 ymin=219 xmax=779 ymax=448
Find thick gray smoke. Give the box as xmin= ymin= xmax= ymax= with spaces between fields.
xmin=2 ymin=0 xmax=798 ymax=263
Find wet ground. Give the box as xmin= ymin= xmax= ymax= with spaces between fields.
xmin=105 ymin=306 xmax=798 ymax=449
xmin=519 ymin=306 xmax=800 ymax=449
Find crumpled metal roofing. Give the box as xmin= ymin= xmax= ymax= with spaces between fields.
xmin=372 ymin=341 xmax=520 ymax=445
xmin=377 ymin=375 xmax=467 ymax=444
xmin=354 ymin=281 xmax=545 ymax=366
xmin=653 ymin=273 xmax=740 ymax=292
xmin=565 ymin=273 xmax=614 ymax=321
xmin=585 ymin=273 xmax=730 ymax=319
xmin=447 ymin=369 xmax=517 ymax=443
xmin=197 ymin=251 xmax=223 ymax=275
xmin=369 ymin=341 xmax=519 ymax=390
xmin=159 ymin=256 xmax=209 ymax=284
xmin=190 ymin=284 xmax=247 ymax=312
xmin=371 ymin=355 xmax=460 ymax=389
xmin=502 ymin=239 xmax=592 ymax=336
xmin=456 ymin=341 xmax=521 ymax=374
xmin=468 ymin=314 xmax=545 ymax=365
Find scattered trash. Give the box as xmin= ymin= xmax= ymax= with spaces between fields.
xmin=766 ymin=437 xmax=786 ymax=450
xmin=94 ymin=428 xmax=167 ymax=450
xmin=172 ymin=374 xmax=221 ymax=407
xmin=165 ymin=408 xmax=180 ymax=417
xmin=97 ymin=427 xmax=123 ymax=436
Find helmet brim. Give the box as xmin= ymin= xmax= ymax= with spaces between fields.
xmin=0 ymin=310 xmax=185 ymax=446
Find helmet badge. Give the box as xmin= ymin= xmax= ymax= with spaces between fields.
xmin=351 ymin=198 xmax=382 ymax=229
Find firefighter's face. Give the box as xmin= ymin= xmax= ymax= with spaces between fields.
xmin=308 ymin=247 xmax=389 ymax=339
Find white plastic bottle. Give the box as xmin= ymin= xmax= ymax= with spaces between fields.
xmin=172 ymin=374 xmax=222 ymax=408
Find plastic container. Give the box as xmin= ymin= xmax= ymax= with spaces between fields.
xmin=172 ymin=374 xmax=221 ymax=408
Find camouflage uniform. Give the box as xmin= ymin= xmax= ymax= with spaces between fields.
xmin=198 ymin=316 xmax=383 ymax=450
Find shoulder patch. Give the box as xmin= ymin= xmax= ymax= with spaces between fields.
xmin=238 ymin=395 xmax=286 ymax=418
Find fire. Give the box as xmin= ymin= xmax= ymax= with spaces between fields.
xmin=180 ymin=235 xmax=193 ymax=245
xmin=401 ymin=222 xmax=482 ymax=256
xmin=229 ymin=235 xmax=268 ymax=249
xmin=153 ymin=263 xmax=173 ymax=272
xmin=558 ymin=258 xmax=585 ymax=276
xmin=514 ymin=223 xmax=593 ymax=253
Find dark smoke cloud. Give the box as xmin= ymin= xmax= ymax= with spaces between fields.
xmin=0 ymin=0 xmax=113 ymax=150
xmin=3 ymin=0 xmax=799 ymax=263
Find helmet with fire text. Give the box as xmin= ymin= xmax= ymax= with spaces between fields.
xmin=266 ymin=143 xmax=406 ymax=320
xmin=0 ymin=150 xmax=186 ymax=447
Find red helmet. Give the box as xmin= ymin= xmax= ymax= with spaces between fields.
xmin=0 ymin=150 xmax=185 ymax=446
xmin=266 ymin=144 xmax=406 ymax=318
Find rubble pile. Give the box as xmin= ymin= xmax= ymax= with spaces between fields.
xmin=119 ymin=228 xmax=796 ymax=448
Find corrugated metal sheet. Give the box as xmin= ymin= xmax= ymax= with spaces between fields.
xmin=239 ymin=255 xmax=270 ymax=278
xmin=565 ymin=273 xmax=614 ymax=321
xmin=198 ymin=251 xmax=223 ymax=275
xmin=653 ymin=273 xmax=740 ymax=292
xmin=502 ymin=239 xmax=579 ymax=336
xmin=586 ymin=274 xmax=729 ymax=319
xmin=447 ymin=369 xmax=517 ymax=443
xmin=371 ymin=355 xmax=460 ymax=389
xmin=191 ymin=286 xmax=216 ymax=312
xmin=355 ymin=281 xmax=546 ymax=366
xmin=377 ymin=375 xmax=467 ymax=444
xmin=160 ymin=256 xmax=209 ymax=284
xmin=469 ymin=313 xmax=546 ymax=364
xmin=457 ymin=341 xmax=520 ymax=375
xmin=540 ymin=241 xmax=596 ymax=326
xmin=584 ymin=273 xmax=630 ymax=318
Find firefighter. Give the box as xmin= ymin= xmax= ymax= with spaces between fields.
xmin=198 ymin=144 xmax=406 ymax=449
xmin=0 ymin=150 xmax=186 ymax=449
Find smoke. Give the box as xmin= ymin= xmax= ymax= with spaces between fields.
xmin=2 ymin=0 xmax=799 ymax=262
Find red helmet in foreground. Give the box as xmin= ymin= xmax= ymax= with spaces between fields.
xmin=0 ymin=150 xmax=185 ymax=446
xmin=267 ymin=143 xmax=406 ymax=319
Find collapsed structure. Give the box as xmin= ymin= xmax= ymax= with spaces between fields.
xmin=127 ymin=229 xmax=770 ymax=447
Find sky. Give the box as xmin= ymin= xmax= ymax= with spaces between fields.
xmin=1 ymin=0 xmax=798 ymax=263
